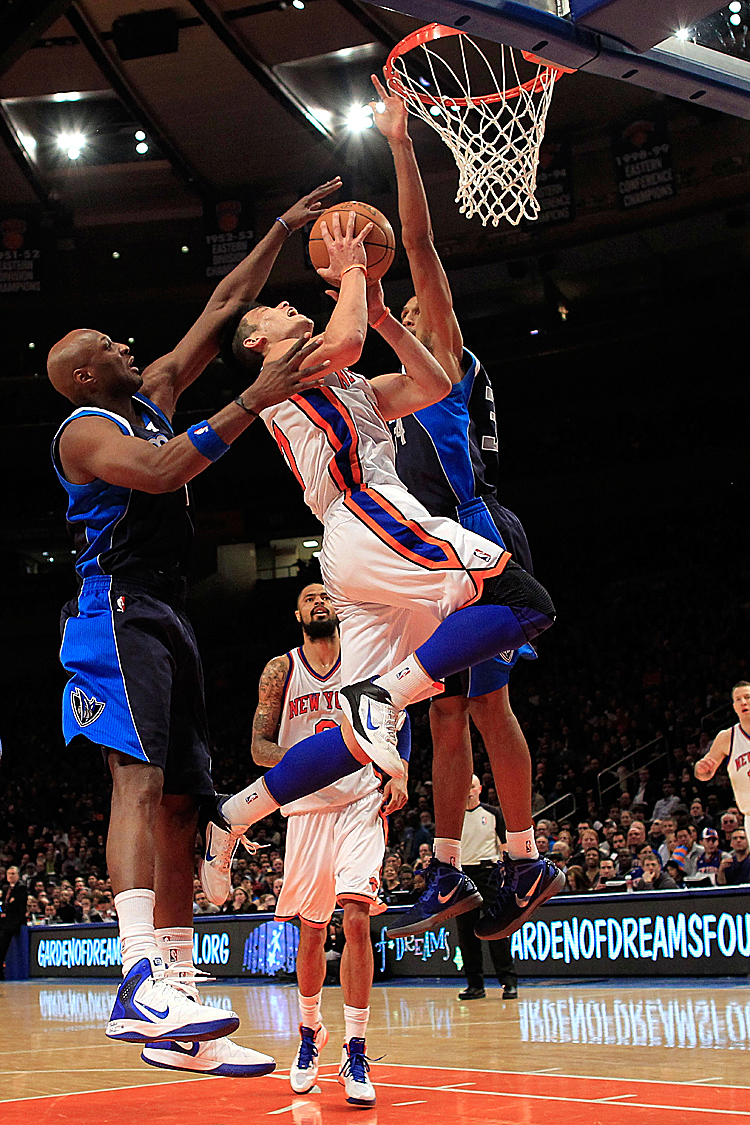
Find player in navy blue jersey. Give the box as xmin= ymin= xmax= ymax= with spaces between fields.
xmin=370 ymin=74 xmax=563 ymax=939
xmin=46 ymin=179 xmax=339 ymax=1070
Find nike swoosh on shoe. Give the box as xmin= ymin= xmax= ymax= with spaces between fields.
xmin=515 ymin=870 xmax=543 ymax=909
xmin=437 ymin=887 xmax=457 ymax=904
xmin=205 ymin=826 xmax=217 ymax=864
xmin=366 ymin=704 xmax=379 ymax=732
xmin=140 ymin=1003 xmax=170 ymax=1020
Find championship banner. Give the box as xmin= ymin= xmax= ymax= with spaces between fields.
xmin=0 ymin=213 xmax=44 ymax=294
xmin=203 ymin=197 xmax=254 ymax=281
xmin=612 ymin=115 xmax=676 ymax=210
xmin=528 ymin=138 xmax=576 ymax=228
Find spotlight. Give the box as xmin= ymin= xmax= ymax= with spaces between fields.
xmin=729 ymin=1 xmax=742 ymax=11
xmin=292 ymin=0 xmax=305 ymax=8
xmin=135 ymin=130 xmax=146 ymax=141
xmin=112 ymin=251 xmax=121 ymax=259
xmin=51 ymin=91 xmax=82 ymax=102
xmin=28 ymin=342 xmax=35 ymax=349
xmin=730 ymin=12 xmax=742 ymax=23
xmin=675 ymin=27 xmax=690 ymax=38
xmin=181 ymin=245 xmax=189 ymax=253
xmin=127 ymin=337 xmax=135 ymax=344
xmin=345 ymin=104 xmax=374 ymax=131
xmin=67 ymin=147 xmax=81 ymax=160
xmin=135 ymin=141 xmax=149 ymax=154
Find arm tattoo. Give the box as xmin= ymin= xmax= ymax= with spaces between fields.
xmin=252 ymin=655 xmax=289 ymax=767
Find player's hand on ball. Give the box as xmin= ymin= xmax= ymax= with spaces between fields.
xmin=316 ymin=209 xmax=372 ymax=284
xmin=370 ymin=72 xmax=409 ymax=142
xmin=280 ymin=177 xmax=343 ymax=232
xmin=695 ymin=760 xmax=714 ymax=780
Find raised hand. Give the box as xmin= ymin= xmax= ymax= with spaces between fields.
xmin=250 ymin=335 xmax=329 ymax=409
xmin=370 ymin=72 xmax=409 ymax=142
xmin=315 ymin=209 xmax=373 ymax=285
xmin=279 ymin=177 xmax=343 ymax=232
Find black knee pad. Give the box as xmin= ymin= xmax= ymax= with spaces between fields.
xmin=477 ymin=560 xmax=556 ymax=620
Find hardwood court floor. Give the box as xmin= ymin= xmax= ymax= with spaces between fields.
xmin=2 ymin=978 xmax=750 ymax=1124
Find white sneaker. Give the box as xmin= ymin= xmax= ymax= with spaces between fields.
xmin=339 ymin=680 xmax=404 ymax=778
xmin=105 ymin=957 xmax=239 ymax=1043
xmin=290 ymin=1023 xmax=328 ymax=1094
xmin=141 ymin=1036 xmax=275 ymax=1076
xmin=339 ymin=1037 xmax=376 ymax=1106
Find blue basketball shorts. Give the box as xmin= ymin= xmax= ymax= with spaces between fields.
xmin=59 ymin=575 xmax=213 ymax=795
xmin=441 ymin=496 xmax=537 ymax=699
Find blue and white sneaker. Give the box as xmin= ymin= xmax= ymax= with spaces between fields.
xmin=339 ymin=1038 xmax=376 ymax=1107
xmin=105 ymin=957 xmax=239 ymax=1043
xmin=385 ymin=859 xmax=482 ymax=938
xmin=290 ymin=1023 xmax=328 ymax=1094
xmin=141 ymin=1036 xmax=275 ymax=1076
xmin=339 ymin=680 xmax=405 ymax=779
xmin=474 ymin=855 xmax=565 ymax=940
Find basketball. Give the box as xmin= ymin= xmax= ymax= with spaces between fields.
xmin=308 ymin=201 xmax=396 ymax=283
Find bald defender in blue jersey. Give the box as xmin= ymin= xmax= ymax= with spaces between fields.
xmin=370 ymin=75 xmax=563 ymax=940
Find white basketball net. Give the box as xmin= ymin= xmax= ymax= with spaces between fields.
xmin=388 ymin=33 xmax=562 ymax=227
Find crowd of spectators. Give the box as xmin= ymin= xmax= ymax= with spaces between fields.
xmin=2 ymin=563 xmax=749 ymax=927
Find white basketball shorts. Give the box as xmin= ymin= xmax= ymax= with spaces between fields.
xmin=275 ymin=787 xmax=386 ymax=927
xmin=320 ymin=483 xmax=510 ymax=683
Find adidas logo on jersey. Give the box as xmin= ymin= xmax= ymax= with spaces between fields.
xmin=70 ymin=686 xmax=105 ymax=728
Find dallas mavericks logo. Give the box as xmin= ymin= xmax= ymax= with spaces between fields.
xmin=70 ymin=686 xmax=105 ymax=727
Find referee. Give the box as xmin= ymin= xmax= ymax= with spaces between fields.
xmin=456 ymin=775 xmax=517 ymax=1000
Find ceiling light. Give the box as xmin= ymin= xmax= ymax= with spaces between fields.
xmin=67 ymin=147 xmax=81 ymax=160
xmin=135 ymin=129 xmax=146 ymax=141
xmin=312 ymin=107 xmax=333 ymax=126
xmin=135 ymin=141 xmax=149 ymax=154
xmin=292 ymin=0 xmax=305 ymax=8
xmin=346 ymin=104 xmax=374 ymax=131
xmin=312 ymin=550 xmax=321 ymax=557
xmin=51 ymin=91 xmax=82 ymax=102
xmin=729 ymin=1 xmax=742 ymax=11
xmin=127 ymin=337 xmax=135 ymax=344
xmin=729 ymin=12 xmax=742 ymax=23
xmin=28 ymin=342 xmax=35 ymax=349
xmin=302 ymin=540 xmax=319 ymax=548
xmin=181 ymin=245 xmax=189 ymax=253
xmin=42 ymin=551 xmax=49 ymax=557
xmin=675 ymin=27 xmax=690 ymax=39
xmin=112 ymin=251 xmax=120 ymax=259
xmin=429 ymin=104 xmax=442 ymax=117
xmin=48 ymin=557 xmax=55 ymax=563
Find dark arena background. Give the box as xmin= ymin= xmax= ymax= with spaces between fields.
xmin=1 ymin=2 xmax=749 ymax=1123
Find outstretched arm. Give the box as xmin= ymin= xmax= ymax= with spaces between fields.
xmin=142 ymin=178 xmax=342 ymax=417
xmin=58 ymin=336 xmax=328 ymax=493
xmin=252 ymin=655 xmax=291 ymax=767
xmin=370 ymin=74 xmax=463 ymax=382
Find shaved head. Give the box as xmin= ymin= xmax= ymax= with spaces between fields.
xmin=47 ymin=329 xmax=102 ymax=403
xmin=47 ymin=328 xmax=141 ymax=405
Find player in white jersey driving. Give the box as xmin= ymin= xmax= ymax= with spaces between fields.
xmin=695 ymin=681 xmax=750 ymax=837
xmin=202 ymin=210 xmax=558 ymax=942
xmin=252 ymin=583 xmax=407 ymax=1106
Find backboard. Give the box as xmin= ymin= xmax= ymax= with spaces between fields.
xmin=373 ymin=1 xmax=750 ymax=120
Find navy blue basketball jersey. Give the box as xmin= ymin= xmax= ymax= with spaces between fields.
xmin=390 ymin=348 xmax=498 ymax=519
xmin=51 ymin=393 xmax=193 ymax=592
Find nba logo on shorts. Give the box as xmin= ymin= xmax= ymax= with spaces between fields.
xmin=116 ymin=596 xmax=126 ymax=612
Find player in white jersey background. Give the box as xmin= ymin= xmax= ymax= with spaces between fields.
xmin=695 ymin=680 xmax=750 ymax=837
xmin=251 ymin=583 xmax=408 ymax=1107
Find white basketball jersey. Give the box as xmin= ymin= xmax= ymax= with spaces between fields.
xmin=728 ymin=723 xmax=750 ymax=814
xmin=261 ymin=369 xmax=404 ymax=523
xmin=277 ymin=646 xmax=379 ymax=815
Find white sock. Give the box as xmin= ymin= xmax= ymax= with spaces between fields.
xmin=155 ymin=927 xmax=197 ymax=998
xmin=374 ymin=656 xmax=441 ymax=710
xmin=221 ymin=778 xmax=279 ymax=829
xmin=344 ymin=1004 xmax=369 ymax=1044
xmin=298 ymin=989 xmax=322 ymax=1030
xmin=507 ymin=828 xmax=539 ymax=861
xmin=115 ymin=889 xmax=160 ymax=975
xmin=434 ymin=838 xmax=462 ymax=868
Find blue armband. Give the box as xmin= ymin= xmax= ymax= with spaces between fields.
xmin=187 ymin=421 xmax=230 ymax=462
